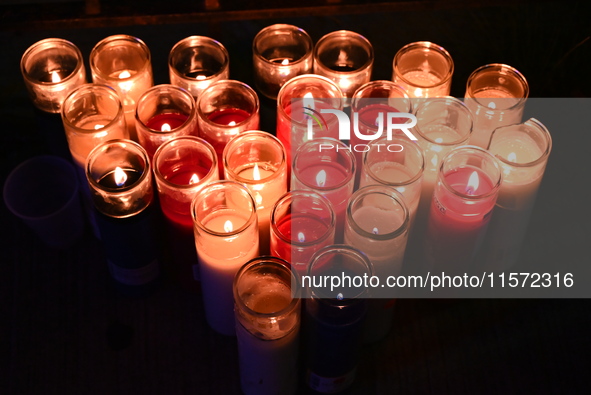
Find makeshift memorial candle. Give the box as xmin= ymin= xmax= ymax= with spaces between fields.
xmin=223 ymin=131 xmax=287 ymax=254
xmin=304 ymin=245 xmax=372 ymax=394
xmin=292 ymin=138 xmax=355 ymax=242
xmin=276 ymin=74 xmax=343 ymax=170
xmin=196 ymin=80 xmax=260 ymax=174
xmin=20 ymin=38 xmax=87 ymax=158
xmin=464 ymin=63 xmax=529 ymax=148
xmin=135 ymin=84 xmax=198 ymax=159
xmin=270 ymin=191 xmax=336 ymax=276
xmin=359 ymin=135 xmax=424 ymax=224
xmin=86 ymin=139 xmax=161 ymax=294
xmin=392 ymin=41 xmax=453 ymax=98
xmin=313 ymin=30 xmax=374 ymax=100
xmin=153 ymin=136 xmax=218 ymax=291
xmin=90 ymin=35 xmax=154 ymax=141
xmin=479 ymin=118 xmax=552 ymax=270
xmin=233 ymin=257 xmax=301 ymax=395
xmin=61 ymin=84 xmax=129 ymax=168
xmin=252 ymin=24 xmax=314 ymax=99
xmin=191 ymin=181 xmax=259 ymax=335
xmin=344 ymin=185 xmax=409 ymax=342
xmin=168 ymin=36 xmax=230 ymax=99
xmin=424 ymin=146 xmax=502 ymax=274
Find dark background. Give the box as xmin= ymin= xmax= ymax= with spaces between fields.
xmin=1 ymin=1 xmax=590 ymax=393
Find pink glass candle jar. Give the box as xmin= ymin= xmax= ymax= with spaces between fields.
xmin=344 ymin=185 xmax=410 ymax=342
xmin=233 ymin=256 xmax=301 ymax=395
xmin=276 ymin=74 xmax=344 ymax=169
xmin=480 ymin=118 xmax=552 ymax=270
xmin=90 ymin=34 xmax=154 ymax=141
xmin=61 ymin=84 xmax=129 ymax=169
xmin=191 ymin=181 xmax=259 ymax=335
xmin=253 ymin=24 xmax=314 ymax=100
xmin=424 ymin=146 xmax=502 ymax=274
xmin=270 ymin=190 xmax=336 ymax=276
xmin=392 ymin=41 xmax=453 ymax=98
xmin=292 ymin=138 xmax=355 ymax=242
xmin=196 ymin=80 xmax=260 ymax=174
xmin=464 ymin=63 xmax=529 ymax=148
xmin=86 ymin=139 xmax=161 ymax=294
xmin=313 ymin=30 xmax=374 ymax=100
xmin=168 ymin=36 xmax=230 ymax=99
xmin=153 ymin=136 xmax=219 ymax=291
xmin=223 ymin=131 xmax=287 ymax=254
xmin=135 ymin=84 xmax=198 ymax=159
xmin=20 ymin=38 xmax=86 ymax=114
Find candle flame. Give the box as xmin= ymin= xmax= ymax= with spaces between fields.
xmin=161 ymin=123 xmax=171 ymax=132
xmin=298 ymin=232 xmax=305 ymax=243
xmin=466 ymin=171 xmax=480 ymax=195
xmin=228 ymin=121 xmax=236 ymax=126
xmin=223 ymin=220 xmax=233 ymax=233
xmin=114 ymin=166 xmax=127 ymax=187
xmin=414 ymin=88 xmax=423 ymax=97
xmin=316 ymin=169 xmax=327 ymax=187
xmin=252 ymin=163 xmax=261 ymax=181
xmin=281 ymin=58 xmax=290 ymax=66
xmin=372 ymin=227 xmax=379 ymax=235
xmin=337 ymin=49 xmax=348 ymax=65
xmin=118 ymin=70 xmax=131 ymax=79
xmin=50 ymin=71 xmax=61 ymax=83
xmin=189 ymin=174 xmax=199 ymax=184
xmin=94 ymin=124 xmax=104 ymax=130
xmin=303 ymin=92 xmax=315 ymax=111
xmin=507 ymin=152 xmax=517 ymax=163
xmin=196 ymin=75 xmax=207 ymax=80
xmin=488 ymin=101 xmax=496 ymax=110
xmin=435 ymin=137 xmax=443 ymax=143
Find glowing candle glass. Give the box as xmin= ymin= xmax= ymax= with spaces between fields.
xmin=168 ymin=36 xmax=230 ymax=99
xmin=424 ymin=146 xmax=502 ymax=273
xmin=313 ymin=30 xmax=374 ymax=100
xmin=86 ymin=139 xmax=161 ymax=293
xmin=191 ymin=181 xmax=259 ymax=335
xmin=223 ymin=131 xmax=287 ymax=254
xmin=270 ymin=191 xmax=336 ymax=276
xmin=392 ymin=41 xmax=453 ymax=98
xmin=252 ymin=24 xmax=314 ymax=100
xmin=344 ymin=185 xmax=409 ymax=343
xmin=153 ymin=136 xmax=218 ymax=291
xmin=480 ymin=118 xmax=552 ymax=270
xmin=292 ymin=138 xmax=355 ymax=242
xmin=90 ymin=34 xmax=154 ymax=140
xmin=135 ymin=84 xmax=198 ymax=159
xmin=234 ymin=257 xmax=301 ymax=395
xmin=464 ymin=63 xmax=529 ymax=148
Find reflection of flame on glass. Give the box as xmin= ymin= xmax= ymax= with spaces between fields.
xmin=252 ymin=163 xmax=261 ymax=181
xmin=161 ymin=123 xmax=171 ymax=132
xmin=94 ymin=124 xmax=104 ymax=130
xmin=118 ymin=70 xmax=131 ymax=79
xmin=114 ymin=166 xmax=127 ymax=187
xmin=281 ymin=58 xmax=290 ymax=66
xmin=316 ymin=169 xmax=326 ymax=187
xmin=337 ymin=49 xmax=348 ymax=65
xmin=488 ymin=101 xmax=496 ymax=110
xmin=508 ymin=152 xmax=517 ymax=163
xmin=228 ymin=121 xmax=236 ymax=126
xmin=303 ymin=92 xmax=315 ymax=111
xmin=466 ymin=171 xmax=479 ymax=195
xmin=224 ymin=220 xmax=233 ymax=233
xmin=189 ymin=174 xmax=199 ymax=184
xmin=372 ymin=227 xmax=379 ymax=235
xmin=414 ymin=88 xmax=423 ymax=97
xmin=196 ymin=75 xmax=207 ymax=80
xmin=50 ymin=71 xmax=61 ymax=83
xmin=430 ymin=154 xmax=439 ymax=168
xmin=298 ymin=232 xmax=305 ymax=243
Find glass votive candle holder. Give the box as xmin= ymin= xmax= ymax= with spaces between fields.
xmin=313 ymin=30 xmax=374 ymax=100
xmin=464 ymin=63 xmax=529 ymax=148
xmin=86 ymin=139 xmax=161 ymax=294
xmin=270 ymin=190 xmax=336 ymax=276
xmin=135 ymin=84 xmax=198 ymax=159
xmin=168 ymin=36 xmax=230 ymax=99
xmin=61 ymin=84 xmax=129 ymax=168
xmin=291 ymin=137 xmax=356 ymax=242
xmin=344 ymin=185 xmax=410 ymax=342
xmin=276 ymin=74 xmax=344 ymax=168
xmin=153 ymin=136 xmax=218 ymax=291
xmin=252 ymin=24 xmax=314 ymax=100
xmin=303 ymin=244 xmax=372 ymax=393
xmin=223 ymin=131 xmax=287 ymax=254
xmin=392 ymin=41 xmax=453 ymax=98
xmin=191 ymin=180 xmax=259 ymax=336
xmin=20 ymin=38 xmax=87 ymax=114
xmin=196 ymin=80 xmax=260 ymax=173
xmin=89 ymin=34 xmax=154 ymax=140
xmin=233 ymin=256 xmax=301 ymax=395
xmin=424 ymin=146 xmax=502 ymax=274
xmin=360 ymin=135 xmax=424 ymax=224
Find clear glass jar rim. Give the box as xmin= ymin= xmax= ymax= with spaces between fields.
xmin=253 ymin=24 xmax=313 ymax=66
xmin=363 ymin=135 xmax=425 ymax=186
xmin=393 ymin=41 xmax=454 ymax=87
xmin=62 ymin=83 xmax=125 ymax=134
xmin=196 ymin=80 xmax=260 ymax=129
xmin=21 ymin=38 xmax=85 ymax=85
xmin=90 ymin=34 xmax=152 ymax=80
xmin=168 ymin=35 xmax=230 ymax=82
xmin=465 ymin=63 xmax=530 ymax=110
xmin=413 ymin=97 xmax=473 ymax=145
xmin=135 ymin=84 xmax=196 ymax=133
xmin=314 ymin=30 xmax=375 ymax=74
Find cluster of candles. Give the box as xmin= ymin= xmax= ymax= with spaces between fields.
xmin=20 ymin=24 xmax=552 ymax=394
